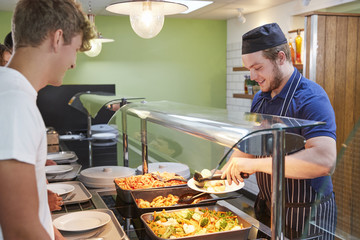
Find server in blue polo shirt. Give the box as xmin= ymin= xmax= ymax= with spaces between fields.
xmin=221 ymin=23 xmax=337 ymax=239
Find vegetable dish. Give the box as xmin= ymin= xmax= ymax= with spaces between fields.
xmin=146 ymin=207 xmax=244 ymax=238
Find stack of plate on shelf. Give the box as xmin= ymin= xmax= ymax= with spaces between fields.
xmin=79 ymin=166 xmax=135 ymax=188
xmin=91 ymin=124 xmax=119 ymax=147
xmin=59 ymin=134 xmax=84 ymax=141
xmin=136 ymin=162 xmax=191 ymax=179
xmin=47 ymin=151 xmax=78 ymax=164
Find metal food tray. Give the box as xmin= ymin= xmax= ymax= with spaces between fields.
xmin=59 ymin=181 xmax=92 ymax=205
xmin=141 ymin=205 xmax=252 ymax=240
xmin=52 ymin=209 xmax=129 ymax=240
xmin=47 ymin=163 xmax=82 ymax=183
xmin=131 ymin=186 xmax=216 ymax=215
xmin=114 ymin=179 xmax=187 ymax=204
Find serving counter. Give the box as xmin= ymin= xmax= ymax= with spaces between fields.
xmin=107 ymin=100 xmax=323 ymax=239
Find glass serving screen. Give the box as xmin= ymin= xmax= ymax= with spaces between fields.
xmin=108 ymin=100 xmax=324 ymax=149
xmin=68 ymin=91 xmax=145 ymax=118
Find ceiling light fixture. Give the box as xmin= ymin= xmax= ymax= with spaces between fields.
xmin=85 ymin=1 xmax=114 ymax=57
xmin=106 ymin=0 xmax=188 ymax=39
xmin=237 ymin=8 xmax=246 ymax=24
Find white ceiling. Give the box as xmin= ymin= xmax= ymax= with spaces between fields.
xmin=0 ymin=0 xmax=295 ymax=20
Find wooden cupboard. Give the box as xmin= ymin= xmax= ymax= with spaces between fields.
xmin=304 ymin=12 xmax=360 ymax=238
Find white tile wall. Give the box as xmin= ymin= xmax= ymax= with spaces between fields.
xmin=226 ymin=42 xmax=259 ymax=196
xmin=226 ymin=42 xmax=251 ymax=112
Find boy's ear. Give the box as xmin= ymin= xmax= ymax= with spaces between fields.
xmin=52 ymin=29 xmax=63 ymax=53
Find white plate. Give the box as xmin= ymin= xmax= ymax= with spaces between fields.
xmin=187 ymin=178 xmax=245 ymax=194
xmin=47 ymin=152 xmax=76 ymax=161
xmin=45 ymin=165 xmax=74 ymax=175
xmin=59 ymin=134 xmax=82 ymax=140
xmin=54 ymin=157 xmax=78 ymax=164
xmin=47 ymin=183 xmax=75 ymax=195
xmin=53 ymin=211 xmax=111 ymax=232
xmin=92 ymin=133 xmax=117 ymax=140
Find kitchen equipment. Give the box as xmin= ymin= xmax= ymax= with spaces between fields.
xmin=140 ymin=205 xmax=252 ymax=240
xmin=79 ymin=166 xmax=135 ymax=189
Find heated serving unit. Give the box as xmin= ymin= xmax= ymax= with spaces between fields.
xmin=107 ymin=101 xmax=323 ymax=239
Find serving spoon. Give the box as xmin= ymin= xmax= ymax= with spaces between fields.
xmin=178 ymin=193 xmax=242 ymax=204
xmin=178 ymin=192 xmax=208 ymax=204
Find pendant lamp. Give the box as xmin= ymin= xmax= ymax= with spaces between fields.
xmin=106 ymin=0 xmax=188 ymax=39
xmin=85 ymin=0 xmax=114 ymax=57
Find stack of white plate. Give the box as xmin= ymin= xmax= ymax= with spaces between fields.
xmin=91 ymin=124 xmax=118 ymax=136
xmin=137 ymin=162 xmax=190 ymax=179
xmin=78 ymin=166 xmax=135 ymax=188
xmin=47 ymin=151 xmax=78 ymax=164
xmin=91 ymin=124 xmax=119 ymax=147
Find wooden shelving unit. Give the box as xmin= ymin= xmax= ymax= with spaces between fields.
xmin=233 ymin=93 xmax=254 ymax=99
xmin=232 ymin=67 xmax=248 ymax=71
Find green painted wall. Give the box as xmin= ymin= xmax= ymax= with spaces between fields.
xmin=1 ymin=12 xmax=227 ymax=108
xmin=1 ymin=11 xmax=228 ymax=171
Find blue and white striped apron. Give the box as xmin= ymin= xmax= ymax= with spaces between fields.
xmin=253 ymin=69 xmax=337 ymax=239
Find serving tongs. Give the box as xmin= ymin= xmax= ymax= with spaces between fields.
xmin=150 ymin=173 xmax=187 ymax=183
xmin=193 ymin=171 xmax=249 ymax=188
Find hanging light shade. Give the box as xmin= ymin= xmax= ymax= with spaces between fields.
xmin=85 ymin=14 xmax=114 ymax=57
xmin=106 ymin=0 xmax=188 ymax=39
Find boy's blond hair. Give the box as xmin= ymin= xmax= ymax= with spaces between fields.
xmin=12 ymin=0 xmax=95 ymax=52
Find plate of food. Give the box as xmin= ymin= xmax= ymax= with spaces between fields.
xmin=187 ymin=178 xmax=244 ymax=194
xmin=187 ymin=169 xmax=244 ymax=194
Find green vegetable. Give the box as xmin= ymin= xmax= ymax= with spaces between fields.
xmin=215 ymin=219 xmax=227 ymax=230
xmin=162 ymin=225 xmax=175 ymax=238
xmin=154 ymin=215 xmax=161 ymax=222
xmin=200 ymin=217 xmax=209 ymax=227
xmin=177 ymin=209 xmax=193 ymax=220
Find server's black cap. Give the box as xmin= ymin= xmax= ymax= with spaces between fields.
xmin=242 ymin=23 xmax=287 ymax=54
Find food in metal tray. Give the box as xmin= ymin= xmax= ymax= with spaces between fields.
xmin=136 ymin=194 xmax=208 ymax=208
xmin=146 ymin=207 xmax=244 ymax=238
xmin=114 ymin=172 xmax=185 ymax=190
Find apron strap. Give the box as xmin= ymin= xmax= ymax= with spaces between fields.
xmin=280 ymin=69 xmax=302 ymax=117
